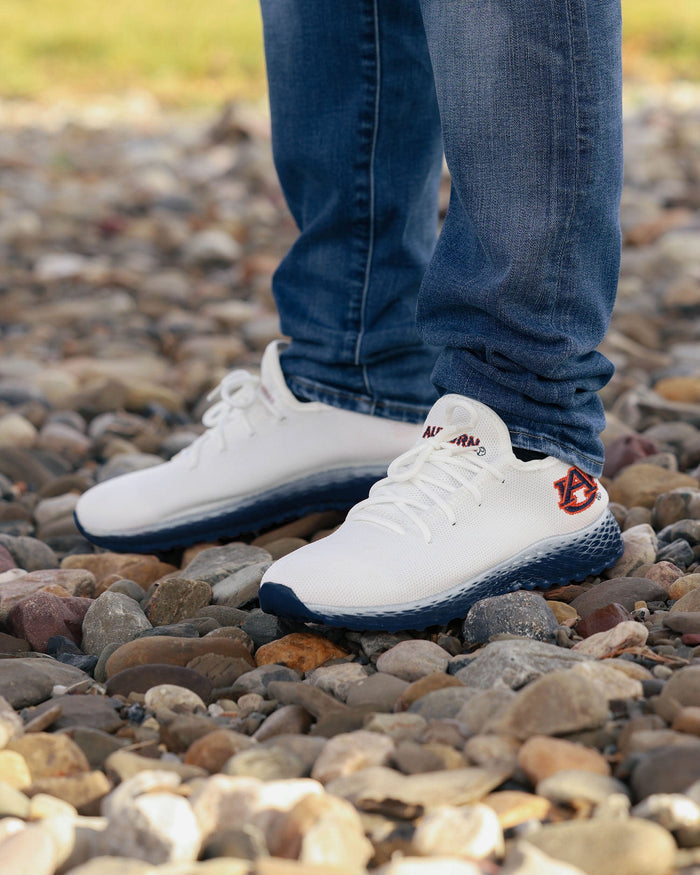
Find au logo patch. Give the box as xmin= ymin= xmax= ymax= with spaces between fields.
xmin=554 ymin=467 xmax=598 ymax=514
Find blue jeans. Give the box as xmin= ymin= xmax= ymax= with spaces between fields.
xmin=259 ymin=0 xmax=623 ymax=476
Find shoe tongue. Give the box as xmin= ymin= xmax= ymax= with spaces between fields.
xmin=259 ymin=341 xmax=293 ymax=408
xmin=419 ymin=394 xmax=514 ymax=461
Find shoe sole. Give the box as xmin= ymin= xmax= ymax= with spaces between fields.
xmin=258 ymin=510 xmax=623 ymax=632
xmin=74 ymin=465 xmax=389 ymax=553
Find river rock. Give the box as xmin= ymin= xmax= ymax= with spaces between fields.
xmin=609 ymin=463 xmax=698 ymax=508
xmin=570 ymin=578 xmax=668 ymax=618
xmin=144 ymin=576 xmax=212 ymax=626
xmin=255 ymin=633 xmax=349 ymax=673
xmin=376 ymin=640 xmax=451 ymax=682
xmin=0 ymin=658 xmax=88 ymax=708
xmin=517 ymin=736 xmax=610 ymax=785
xmin=486 ymin=671 xmax=609 ymax=739
xmin=81 ymin=590 xmax=152 ymax=656
xmin=454 ymin=639 xmax=590 ymax=689
xmin=524 ymin=818 xmax=675 ymax=875
xmin=104 ymin=635 xmax=255 ymax=677
xmin=463 ymin=591 xmax=558 ymax=643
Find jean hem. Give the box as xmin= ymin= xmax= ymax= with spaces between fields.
xmin=285 ymin=375 xmax=431 ymax=424
xmin=509 ymin=429 xmax=603 ymax=478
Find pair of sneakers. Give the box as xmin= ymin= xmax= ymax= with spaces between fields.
xmin=75 ymin=341 xmax=622 ymax=632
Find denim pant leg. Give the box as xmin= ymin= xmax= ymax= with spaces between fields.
xmin=260 ymin=0 xmax=444 ymax=424
xmin=418 ymin=0 xmax=623 ymax=475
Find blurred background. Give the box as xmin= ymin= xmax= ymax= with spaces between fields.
xmin=0 ymin=0 xmax=697 ymax=108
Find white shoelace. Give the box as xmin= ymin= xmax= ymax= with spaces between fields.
xmin=185 ymin=370 xmax=285 ymax=468
xmin=349 ymin=430 xmax=506 ymax=543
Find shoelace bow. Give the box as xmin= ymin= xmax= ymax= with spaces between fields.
xmin=186 ymin=370 xmax=284 ymax=468
xmin=349 ymin=431 xmax=506 ymax=543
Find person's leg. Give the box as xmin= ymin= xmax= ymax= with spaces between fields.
xmin=75 ymin=0 xmax=445 ymax=552
xmin=260 ymin=0 xmax=444 ymax=423
xmin=417 ymin=0 xmax=623 ymax=475
xmin=259 ymin=0 xmax=625 ymax=630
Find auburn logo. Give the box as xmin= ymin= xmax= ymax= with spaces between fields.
xmin=554 ymin=467 xmax=598 ymax=514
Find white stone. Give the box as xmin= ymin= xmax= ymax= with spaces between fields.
xmin=376 ymin=639 xmax=451 ymax=681
xmin=632 ymin=793 xmax=700 ymax=831
xmin=502 ymin=841 xmax=588 ymax=875
xmin=375 ymin=857 xmax=483 ymax=874
xmin=144 ymin=684 xmax=206 ymax=717
xmin=102 ymin=773 xmax=200 ymax=865
xmin=412 ymin=803 xmax=504 ymax=859
xmin=606 ymin=524 xmax=658 ymax=578
xmin=184 ymin=229 xmax=241 ymax=265
xmin=572 ymin=621 xmax=649 ymax=658
xmin=306 ymin=662 xmax=369 ymax=701
xmin=568 ymin=660 xmax=644 ymax=701
xmin=0 ymin=696 xmax=24 ymax=748
xmin=0 ymin=413 xmax=37 ymax=448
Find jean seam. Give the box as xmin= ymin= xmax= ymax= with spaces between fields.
xmin=552 ymin=0 xmax=585 ymax=407
xmin=354 ymin=0 xmax=382 ymax=402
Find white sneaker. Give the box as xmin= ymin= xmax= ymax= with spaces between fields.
xmin=74 ymin=341 xmax=421 ymax=552
xmin=258 ymin=394 xmax=623 ymax=631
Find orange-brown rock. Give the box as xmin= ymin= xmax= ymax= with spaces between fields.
xmin=672 ymin=706 xmax=700 ymax=737
xmin=255 ymin=632 xmax=349 ymax=673
xmin=61 ymin=552 xmax=177 ymax=590
xmin=184 ymin=728 xmax=255 ymax=772
xmin=483 ymin=790 xmax=552 ymax=828
xmin=105 ymin=635 xmax=255 ymax=678
xmin=608 ymin=464 xmax=698 ymax=509
xmin=25 ymin=770 xmax=112 ymax=815
xmin=517 ymin=735 xmax=610 ymax=786
xmin=8 ymin=733 xmax=90 ymax=779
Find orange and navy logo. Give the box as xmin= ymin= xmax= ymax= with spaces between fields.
xmin=554 ymin=467 xmax=598 ymax=514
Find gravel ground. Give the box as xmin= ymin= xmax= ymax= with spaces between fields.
xmin=0 ymin=85 xmax=700 ymax=874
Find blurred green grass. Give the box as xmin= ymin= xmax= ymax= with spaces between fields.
xmin=0 ymin=0 xmax=697 ymax=107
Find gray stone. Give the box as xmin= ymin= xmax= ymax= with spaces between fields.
xmin=0 ymin=657 xmax=88 ymax=708
xmin=656 ymin=665 xmax=700 ymax=723
xmin=454 ymin=638 xmax=590 ymax=690
xmin=240 ymin=610 xmax=290 ymax=648
xmin=181 ymin=543 xmax=271 ymax=587
xmin=82 ymin=591 xmax=152 ymax=656
xmin=27 ymin=694 xmax=124 ymax=733
xmin=230 ymin=665 xmax=301 ymax=698
xmin=306 ymin=662 xmax=369 ymax=702
xmin=376 ymin=639 xmax=451 ymax=681
xmin=463 ymin=591 xmax=559 ymax=643
xmin=212 ymin=561 xmax=271 ymax=608
xmin=486 ymin=670 xmax=609 ymax=739
xmin=0 ymin=535 xmax=58 ymax=571
xmin=345 ymin=672 xmax=410 ymax=711
xmin=407 ymin=686 xmax=482 ymax=720
xmin=632 ymin=747 xmax=700 ymax=800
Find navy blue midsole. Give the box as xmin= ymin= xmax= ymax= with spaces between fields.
xmin=258 ymin=510 xmax=623 ymax=631
xmin=74 ymin=466 xmax=388 ymax=552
